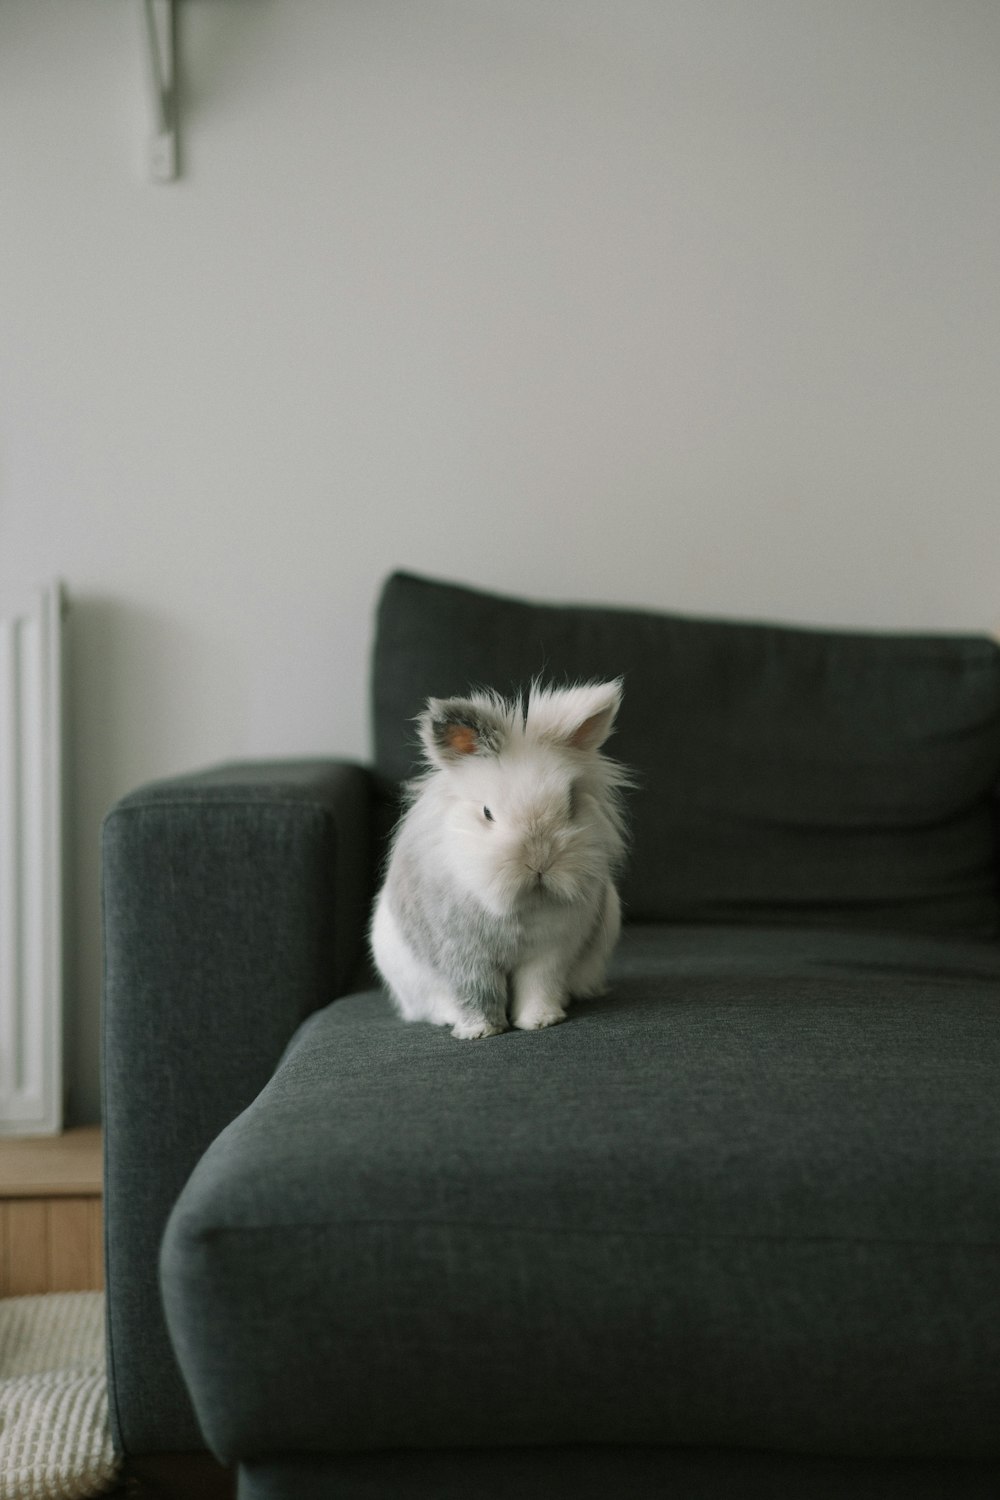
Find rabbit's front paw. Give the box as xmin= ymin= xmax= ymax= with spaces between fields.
xmin=511 ymin=996 xmax=567 ymax=1031
xmin=451 ymin=1017 xmax=507 ymax=1040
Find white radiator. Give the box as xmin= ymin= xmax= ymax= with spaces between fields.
xmin=0 ymin=583 xmax=65 ymax=1136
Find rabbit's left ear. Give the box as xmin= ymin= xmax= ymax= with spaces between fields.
xmin=419 ymin=695 xmax=511 ymax=766
xmin=531 ymin=680 xmax=623 ymax=752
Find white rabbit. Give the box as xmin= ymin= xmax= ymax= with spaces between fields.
xmin=370 ymin=680 xmax=630 ymax=1039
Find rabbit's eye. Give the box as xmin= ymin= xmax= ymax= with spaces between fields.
xmin=483 ymin=806 xmax=495 ymax=822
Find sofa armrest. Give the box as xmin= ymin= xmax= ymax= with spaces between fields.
xmin=101 ymin=759 xmax=374 ymax=1457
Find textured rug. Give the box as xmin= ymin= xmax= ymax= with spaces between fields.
xmin=0 ymin=1292 xmax=121 ymax=1500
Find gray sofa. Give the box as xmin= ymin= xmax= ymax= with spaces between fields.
xmin=102 ymin=571 xmax=1000 ymax=1499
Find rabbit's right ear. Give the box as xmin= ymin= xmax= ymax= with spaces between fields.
xmin=419 ymin=695 xmax=511 ymax=767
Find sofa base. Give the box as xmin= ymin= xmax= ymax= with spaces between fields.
xmin=239 ymin=1445 xmax=1000 ymax=1500
xmin=125 ymin=1452 xmax=235 ymax=1499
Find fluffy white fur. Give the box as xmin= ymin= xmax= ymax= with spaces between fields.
xmin=370 ymin=680 xmax=630 ymax=1040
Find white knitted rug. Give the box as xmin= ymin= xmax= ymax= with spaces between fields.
xmin=0 ymin=1292 xmax=121 ymax=1500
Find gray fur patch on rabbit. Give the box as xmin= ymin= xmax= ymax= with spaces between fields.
xmin=370 ymin=680 xmax=630 ymax=1039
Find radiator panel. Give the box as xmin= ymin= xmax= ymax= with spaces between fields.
xmin=0 ymin=584 xmax=64 ymax=1135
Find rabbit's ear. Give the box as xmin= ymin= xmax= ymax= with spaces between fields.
xmin=419 ymin=694 xmax=512 ymax=766
xmin=529 ymin=680 xmax=623 ymax=753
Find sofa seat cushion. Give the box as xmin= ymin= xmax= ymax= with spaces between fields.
xmin=161 ymin=925 xmax=1000 ymax=1465
xmin=373 ymin=571 xmax=1000 ymax=935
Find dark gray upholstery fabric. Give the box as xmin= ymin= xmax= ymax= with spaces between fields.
xmin=161 ymin=924 xmax=1000 ymax=1465
xmin=373 ymin=572 xmax=1000 ymax=935
xmin=238 ymin=1446 xmax=1000 ymax=1500
xmin=102 ymin=761 xmax=372 ymax=1454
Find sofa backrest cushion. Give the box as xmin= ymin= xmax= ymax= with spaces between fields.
xmin=372 ymin=572 xmax=1000 ymax=937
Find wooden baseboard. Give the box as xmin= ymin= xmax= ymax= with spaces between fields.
xmin=0 ymin=1125 xmax=103 ymax=1294
xmin=0 ymin=1196 xmax=104 ymax=1294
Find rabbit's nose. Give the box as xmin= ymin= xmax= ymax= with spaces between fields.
xmin=524 ymin=833 xmax=554 ymax=876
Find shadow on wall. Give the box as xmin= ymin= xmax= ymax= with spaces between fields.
xmin=64 ymin=595 xmax=245 ymax=1127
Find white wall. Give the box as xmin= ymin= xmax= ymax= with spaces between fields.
xmin=1 ymin=0 xmax=998 ymax=1124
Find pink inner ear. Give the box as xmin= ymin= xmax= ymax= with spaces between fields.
xmin=569 ymin=709 xmax=610 ymax=751
xmin=444 ymin=723 xmax=479 ymax=756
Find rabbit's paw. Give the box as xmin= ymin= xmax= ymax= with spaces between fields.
xmin=512 ymin=996 xmax=567 ymax=1031
xmin=451 ymin=1016 xmax=507 ymax=1040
